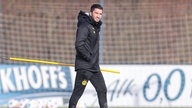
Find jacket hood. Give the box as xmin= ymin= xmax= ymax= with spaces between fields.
xmin=77 ymin=10 xmax=102 ymax=28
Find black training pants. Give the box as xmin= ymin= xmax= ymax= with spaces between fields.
xmin=68 ymin=70 xmax=108 ymax=108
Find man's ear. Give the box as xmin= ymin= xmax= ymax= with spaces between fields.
xmin=89 ymin=12 xmax=92 ymax=16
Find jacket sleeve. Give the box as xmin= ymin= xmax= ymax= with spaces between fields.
xmin=75 ymin=25 xmax=92 ymax=61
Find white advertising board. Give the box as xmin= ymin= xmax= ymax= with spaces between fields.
xmin=74 ymin=65 xmax=192 ymax=107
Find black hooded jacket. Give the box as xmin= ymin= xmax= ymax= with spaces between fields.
xmin=75 ymin=11 xmax=102 ymax=72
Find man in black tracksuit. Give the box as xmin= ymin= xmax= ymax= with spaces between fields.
xmin=68 ymin=4 xmax=108 ymax=108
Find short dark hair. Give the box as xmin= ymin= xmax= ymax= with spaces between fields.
xmin=90 ymin=4 xmax=103 ymax=12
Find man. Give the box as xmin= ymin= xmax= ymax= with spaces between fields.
xmin=68 ymin=4 xmax=108 ymax=108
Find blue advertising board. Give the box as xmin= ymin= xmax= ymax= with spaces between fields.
xmin=0 ymin=64 xmax=73 ymax=104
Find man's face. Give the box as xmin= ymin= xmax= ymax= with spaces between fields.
xmin=90 ymin=8 xmax=103 ymax=22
